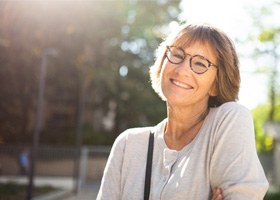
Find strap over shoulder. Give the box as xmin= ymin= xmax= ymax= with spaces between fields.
xmin=144 ymin=131 xmax=154 ymax=200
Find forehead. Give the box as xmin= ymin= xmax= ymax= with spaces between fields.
xmin=169 ymin=25 xmax=215 ymax=46
xmin=171 ymin=36 xmax=217 ymax=61
xmin=171 ymin=34 xmax=216 ymax=53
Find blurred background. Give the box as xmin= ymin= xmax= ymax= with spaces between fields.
xmin=0 ymin=0 xmax=279 ymax=199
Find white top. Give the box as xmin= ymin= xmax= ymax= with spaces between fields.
xmin=97 ymin=102 xmax=269 ymax=200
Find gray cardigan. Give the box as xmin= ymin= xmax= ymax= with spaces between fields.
xmin=97 ymin=102 xmax=268 ymax=200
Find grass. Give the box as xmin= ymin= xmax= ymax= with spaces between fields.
xmin=0 ymin=182 xmax=57 ymax=200
xmin=265 ymin=191 xmax=280 ymax=200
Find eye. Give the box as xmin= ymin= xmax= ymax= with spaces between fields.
xmin=173 ymin=53 xmax=184 ymax=60
xmin=166 ymin=46 xmax=185 ymax=64
xmin=192 ymin=56 xmax=209 ymax=68
xmin=193 ymin=61 xmax=207 ymax=68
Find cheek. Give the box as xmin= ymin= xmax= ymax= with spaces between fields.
xmin=199 ymin=72 xmax=217 ymax=95
xmin=208 ymin=77 xmax=218 ymax=96
xmin=159 ymin=60 xmax=170 ymax=82
xmin=160 ymin=61 xmax=175 ymax=95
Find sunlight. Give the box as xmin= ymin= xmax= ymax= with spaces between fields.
xmin=179 ymin=0 xmax=271 ymax=109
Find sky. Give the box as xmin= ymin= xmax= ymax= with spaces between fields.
xmin=179 ymin=0 xmax=272 ymax=109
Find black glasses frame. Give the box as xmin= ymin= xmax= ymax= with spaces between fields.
xmin=165 ymin=46 xmax=218 ymax=74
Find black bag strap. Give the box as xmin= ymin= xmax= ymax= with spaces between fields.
xmin=144 ymin=131 xmax=154 ymax=200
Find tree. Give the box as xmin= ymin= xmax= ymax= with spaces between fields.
xmin=0 ymin=0 xmax=181 ymax=145
xmin=252 ymin=103 xmax=279 ymax=152
xmin=248 ymin=2 xmax=280 ymax=152
xmin=250 ymin=2 xmax=280 ymax=120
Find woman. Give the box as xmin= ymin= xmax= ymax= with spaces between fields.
xmin=97 ymin=23 xmax=269 ymax=200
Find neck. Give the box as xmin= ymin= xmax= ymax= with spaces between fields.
xmin=164 ymin=103 xmax=208 ymax=150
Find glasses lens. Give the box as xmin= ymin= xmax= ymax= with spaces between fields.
xmin=166 ymin=47 xmax=185 ymax=64
xmin=191 ymin=56 xmax=209 ymax=74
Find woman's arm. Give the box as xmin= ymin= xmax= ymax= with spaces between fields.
xmin=96 ymin=133 xmax=126 ymax=200
xmin=210 ymin=103 xmax=269 ymax=199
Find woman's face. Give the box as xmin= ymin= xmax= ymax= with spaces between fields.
xmin=160 ymin=41 xmax=218 ymax=109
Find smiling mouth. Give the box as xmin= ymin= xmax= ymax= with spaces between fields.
xmin=171 ymin=79 xmax=193 ymax=89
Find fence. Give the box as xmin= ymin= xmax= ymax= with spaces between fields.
xmin=0 ymin=145 xmax=275 ymax=188
xmin=0 ymin=145 xmax=110 ymax=184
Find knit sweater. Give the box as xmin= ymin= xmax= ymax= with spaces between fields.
xmin=97 ymin=102 xmax=269 ymax=200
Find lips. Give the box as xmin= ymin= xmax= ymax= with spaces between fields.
xmin=171 ymin=79 xmax=193 ymax=89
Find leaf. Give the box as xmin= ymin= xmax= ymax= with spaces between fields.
xmin=258 ymin=28 xmax=278 ymax=42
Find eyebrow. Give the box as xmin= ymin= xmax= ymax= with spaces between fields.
xmin=174 ymin=45 xmax=217 ymax=65
xmin=172 ymin=38 xmax=217 ymax=58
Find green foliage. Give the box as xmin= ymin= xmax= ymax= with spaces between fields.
xmin=258 ymin=28 xmax=279 ymax=42
xmin=264 ymin=191 xmax=280 ymax=200
xmin=252 ymin=100 xmax=280 ymax=153
xmin=83 ymin=124 xmax=115 ymax=146
xmin=0 ymin=182 xmax=56 ymax=200
xmin=252 ymin=104 xmax=274 ymax=152
xmin=249 ymin=2 xmax=280 ymax=128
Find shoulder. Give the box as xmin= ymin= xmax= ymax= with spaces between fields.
xmin=211 ymin=101 xmax=252 ymax=122
xmin=112 ymin=126 xmax=152 ymax=149
xmin=207 ymin=102 xmax=255 ymax=144
xmin=115 ymin=119 xmax=166 ymax=143
xmin=117 ymin=126 xmax=152 ymax=141
xmin=216 ymin=101 xmax=249 ymax=113
xmin=207 ymin=102 xmax=254 ymax=137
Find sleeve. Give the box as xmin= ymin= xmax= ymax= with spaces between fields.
xmin=209 ymin=103 xmax=269 ymax=200
xmin=96 ymin=132 xmax=127 ymax=200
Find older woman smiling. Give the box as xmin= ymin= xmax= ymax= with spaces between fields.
xmin=97 ymin=23 xmax=269 ymax=200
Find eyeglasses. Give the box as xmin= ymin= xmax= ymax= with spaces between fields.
xmin=165 ymin=46 xmax=218 ymax=74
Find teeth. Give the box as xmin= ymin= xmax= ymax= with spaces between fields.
xmin=172 ymin=79 xmax=192 ymax=89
